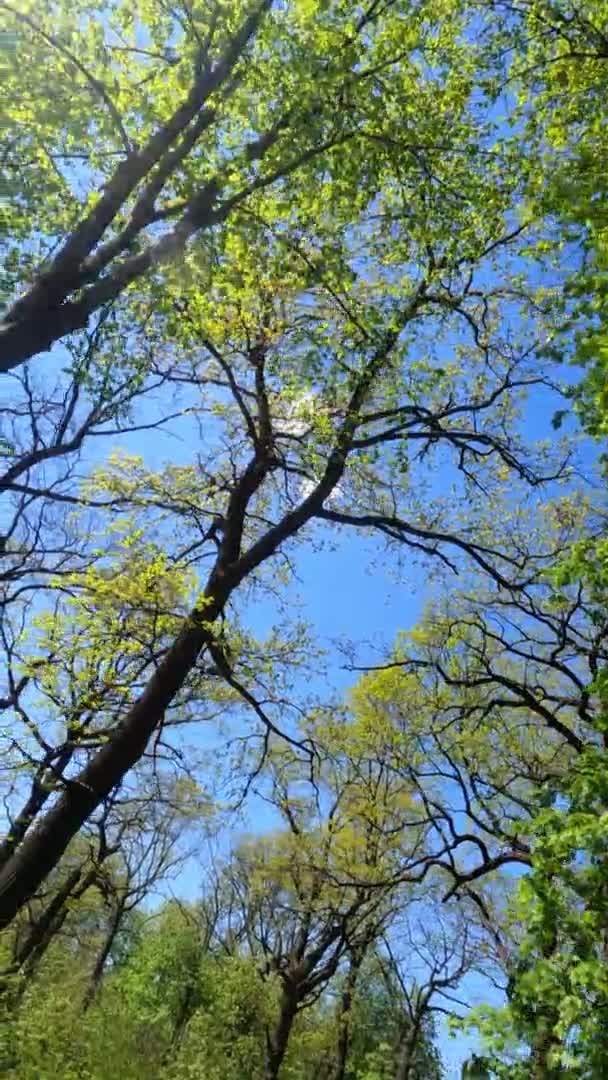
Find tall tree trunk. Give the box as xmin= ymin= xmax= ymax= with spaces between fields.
xmin=530 ymin=1016 xmax=561 ymax=1080
xmin=331 ymin=946 xmax=365 ymax=1080
xmin=82 ymin=900 xmax=126 ymax=1011
xmin=265 ymin=985 xmax=298 ymax=1080
xmin=395 ymin=1018 xmax=422 ymax=1080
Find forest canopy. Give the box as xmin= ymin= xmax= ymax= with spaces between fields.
xmin=1 ymin=1 xmax=608 ymax=1076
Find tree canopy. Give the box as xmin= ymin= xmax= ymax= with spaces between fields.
xmin=1 ymin=0 xmax=607 ymax=1076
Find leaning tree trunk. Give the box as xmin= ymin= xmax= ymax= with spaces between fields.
xmin=0 ymin=862 xmax=91 ymax=1000
xmin=0 ymin=331 xmax=398 ymax=930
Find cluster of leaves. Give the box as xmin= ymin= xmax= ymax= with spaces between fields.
xmin=507 ymin=0 xmax=608 ymax=436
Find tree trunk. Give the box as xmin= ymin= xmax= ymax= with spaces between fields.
xmin=82 ymin=900 xmax=126 ymax=1010
xmin=265 ymin=985 xmax=298 ymax=1080
xmin=0 ymin=863 xmax=91 ymax=1000
xmin=530 ymin=1017 xmax=561 ymax=1080
xmin=0 ymin=609 xmax=219 ymax=929
xmin=331 ymin=946 xmax=365 ymax=1080
xmin=395 ymin=1018 xmax=422 ymax=1080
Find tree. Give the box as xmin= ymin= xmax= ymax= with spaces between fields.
xmin=2 ymin=6 xmax=606 ymax=1075
xmin=0 ymin=871 xmax=446 ymax=1079
xmin=208 ymin=738 xmax=422 ymax=1080
xmin=0 ymin=153 xmax=560 ymax=924
xmin=324 ymin=949 xmax=444 ymax=1080
xmin=1 ymin=0 xmax=490 ymax=371
xmin=486 ymin=0 xmax=608 ymax=435
xmin=0 ymin=766 xmax=200 ymax=1006
xmin=378 ymin=902 xmax=477 ymax=1080
xmin=353 ymin=499 xmax=608 ymax=1075
xmin=81 ymin=783 xmax=193 ymax=1009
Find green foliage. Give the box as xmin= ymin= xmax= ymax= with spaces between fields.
xmin=502 ymin=0 xmax=608 ymax=435
xmin=3 ymin=1 xmax=608 ymax=1077
xmin=1 ymin=888 xmax=443 ymax=1080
